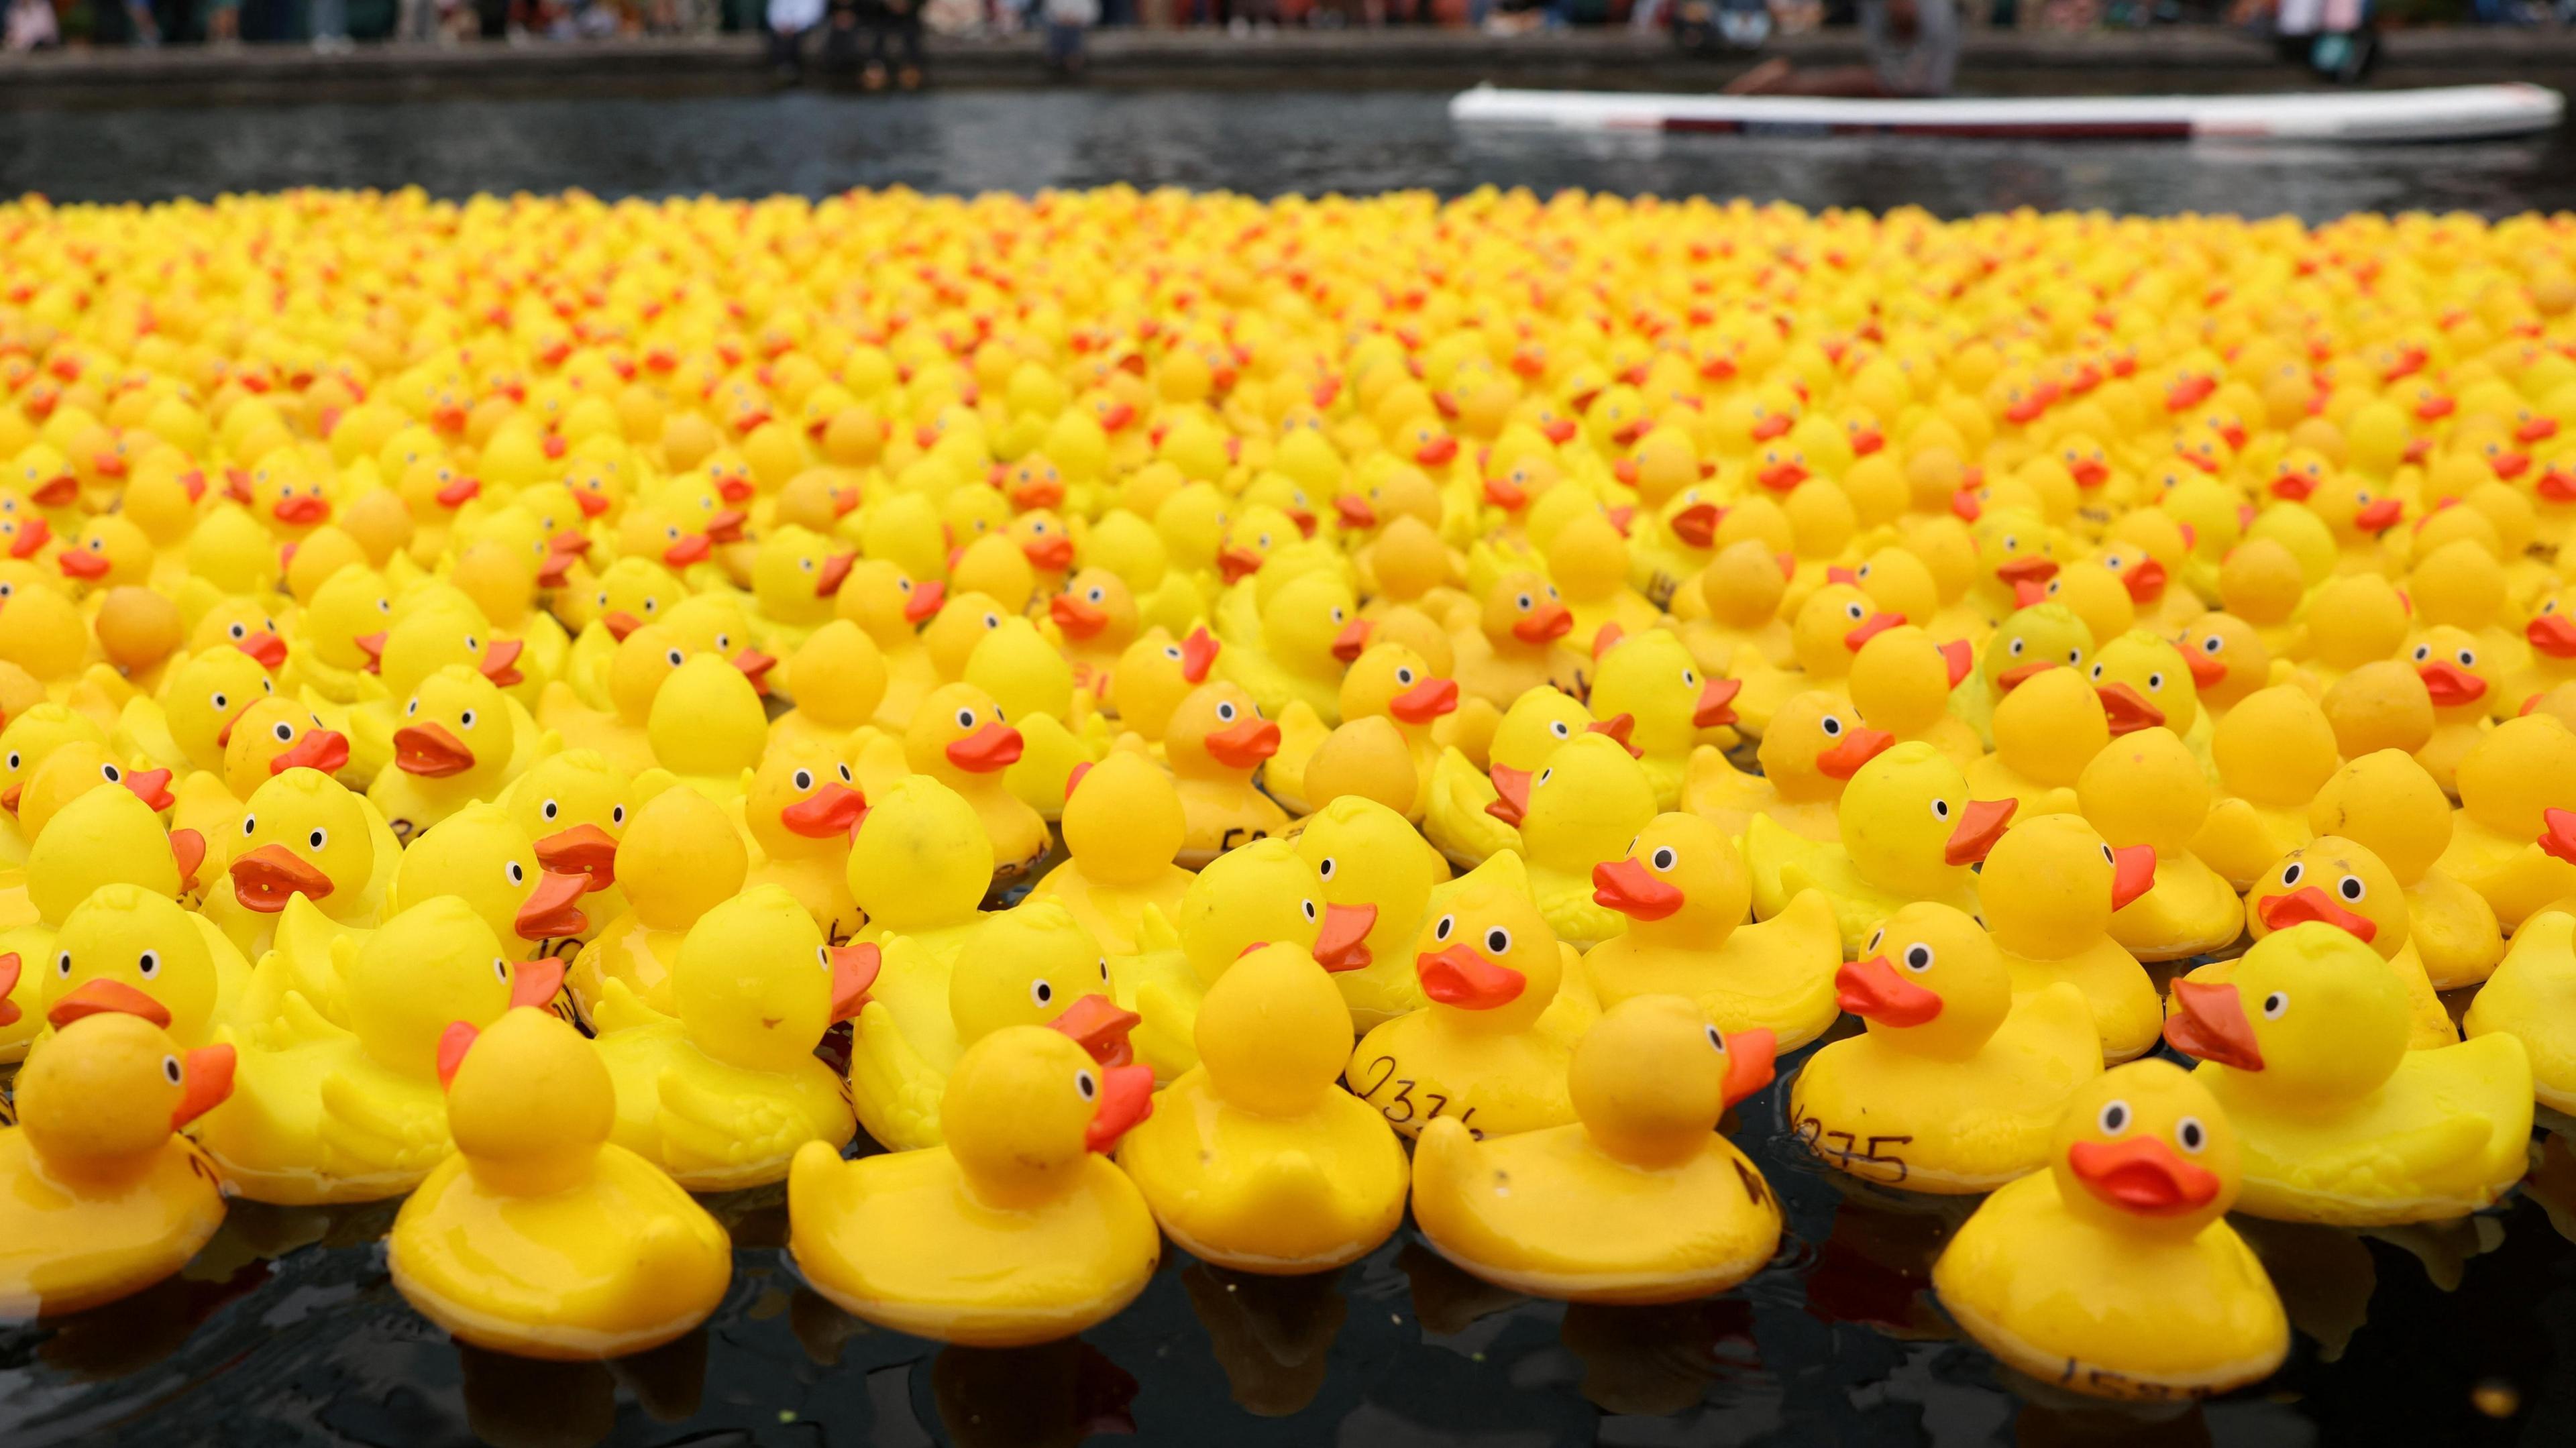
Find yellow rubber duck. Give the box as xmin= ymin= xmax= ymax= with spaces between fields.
xmin=1344 ymin=854 xmax=1600 ymax=1141
xmin=535 ymin=616 xmax=684 ymax=778
xmin=1215 ymin=569 xmax=1354 ymax=726
xmin=1727 ymin=580 xmax=1882 ymax=738
xmin=3 ymin=783 xmax=211 ymax=1054
xmin=1412 ymin=994 xmax=1782 ymax=1304
xmin=1106 ymin=624 xmax=1219 ymax=744
xmin=2163 ymin=922 xmax=2532 ymax=1225
xmin=1583 ymin=812 xmax=1843 ymax=1050
xmin=1845 ymin=622 xmax=1979 ymax=769
xmin=1482 ymin=731 xmax=1658 ymax=948
xmin=204 ymin=765 xmax=395 ymax=966
xmin=1289 ymin=792 xmax=1453 ymax=1031
xmin=499 ymin=747 xmax=635 ymax=946
xmin=2463 ymin=909 xmax=2576 ymax=1114
xmin=1789 ymin=902 xmax=2100 ymax=1192
xmin=846 ymin=899 xmax=1137 ymax=1154
xmin=1681 ymin=691 xmax=1882 ymax=846
xmin=769 ymin=618 xmax=888 ymax=759
xmin=196 ymin=896 xmax=563 ymax=1205
xmin=1267 ymin=641 xmax=1456 ymax=817
xmin=1028 ymin=753 xmax=1194 ymax=957
xmin=1951 ymin=600 xmax=2094 ymax=748
xmin=568 ymin=783 xmax=747 ymax=1023
xmin=2191 ymin=685 xmax=2339 ymax=889
xmin=590 ymin=885 xmax=865 ymax=1190
xmin=2191 ymin=836 xmax=2460 ymax=1050
xmin=389 ymin=1005 xmax=733 ymax=1360
xmin=644 ymin=652 xmax=766 ymax=802
xmin=1122 ymin=838 xmax=1371 ymax=1081
xmin=789 ymin=1021 xmax=1159 ymax=1347
xmin=740 ymin=741 xmax=865 ymax=943
xmin=0 ymin=997 xmax=233 ymax=1319
xmin=1931 ymin=1060 xmax=2288 ymax=1401
xmin=898 ymin=681 xmax=1049 ymax=883
xmin=1962 ymin=663 xmax=2107 ymax=823
xmin=2310 ymin=748 xmax=2503 ymax=990
xmin=1588 ymin=628 xmax=1740 ymax=810
xmin=1978 ymin=814 xmax=2161 ymax=1064
xmin=1677 ymin=539 xmax=1795 ymax=676
xmin=1116 ymin=940 xmax=1407 ymax=1274
xmin=1448 ymin=571 xmax=1587 ymax=710
xmin=1419 ymin=685 xmax=1609 ymax=868
xmin=1161 ymin=680 xmax=1291 ymax=869
xmin=2436 ymin=714 xmax=2576 ymax=932
xmin=1745 ymin=741 xmax=2017 ymax=957
xmin=2078 ymin=727 xmax=2243 ymax=962
xmin=846 ymin=774 xmax=994 ymax=962
xmin=368 ymin=663 xmax=551 ymax=837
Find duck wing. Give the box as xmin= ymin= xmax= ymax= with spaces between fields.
xmin=845 ymin=999 xmax=947 ymax=1153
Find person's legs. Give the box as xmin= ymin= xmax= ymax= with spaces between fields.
xmin=896 ymin=11 xmax=922 ymax=84
xmin=310 ymin=0 xmax=346 ymax=44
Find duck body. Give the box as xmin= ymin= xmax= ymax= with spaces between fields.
xmin=2463 ymin=909 xmax=2576 ymax=1114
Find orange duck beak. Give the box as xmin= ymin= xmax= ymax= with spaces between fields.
xmin=1834 ymin=956 xmax=1943 ymax=1027
xmin=1720 ymin=1027 xmax=1777 ymax=1107
xmin=1513 ymin=600 xmax=1574 ymax=645
xmin=2068 ymin=1135 xmax=2221 ymax=1217
xmin=0 ymin=952 xmax=16 ymax=1029
xmin=47 ymin=977 xmax=174 ymax=1029
xmin=2185 ymin=648 xmax=2228 ymax=687
xmin=1417 ymin=944 xmax=1525 ymax=1009
xmin=535 ymin=822 xmax=621 ymax=887
xmin=1843 ymin=612 xmax=1903 ymax=652
xmin=1592 ymin=856 xmax=1684 ymax=922
xmin=1994 ymin=555 xmax=2058 ymax=587
xmin=1022 ymin=534 xmax=1076 ymax=573
xmin=1331 ymin=618 xmax=1373 ymax=663
xmin=1052 ymin=592 xmax=1110 ymax=640
xmin=170 ymin=828 xmax=205 ymax=892
xmin=9 ymin=515 xmax=52 ymax=557
xmin=1179 ymin=625 xmax=1220 ymax=683
xmin=828 ymin=943 xmax=883 ymax=1022
xmin=56 ymin=547 xmax=109 ymax=581
xmin=663 ymin=532 xmax=712 ymax=567
xmin=1938 ymin=638 xmax=1974 ymax=688
xmin=600 ymin=611 xmax=643 ymax=643
xmin=121 ymin=766 xmax=176 ymax=811
xmin=904 ymin=578 xmax=947 ymax=624
xmin=1217 ymin=545 xmax=1265 ymax=585
xmin=1943 ymin=798 xmax=2017 ymax=865
xmin=272 ymin=494 xmax=330 ymax=526
xmin=2257 ymin=884 xmax=2376 ymax=944
xmin=514 ymin=869 xmax=592 ymax=940
xmin=1482 ymin=474 xmax=1528 ymax=512
xmin=2418 ymin=660 xmax=2487 ymax=708
xmin=2355 ymin=498 xmax=2404 ymax=532
xmin=1485 ymin=763 xmax=1532 ymax=826
xmin=1589 ymin=712 xmax=1642 ymax=756
xmin=1996 ymin=660 xmax=2054 ymax=691
xmin=271 ymin=728 xmax=350 ymax=777
xmin=509 ymin=957 xmax=567 ymax=1011
xmin=172 ymin=1044 xmax=237 ymax=1129
xmin=394 ymin=722 xmax=476 ymax=778
xmin=1202 ymin=716 xmax=1281 ymax=771
xmin=707 ymin=508 xmax=749 ymax=545
xmin=732 ymin=647 xmax=778 ymax=695
xmin=1312 ymin=902 xmax=1378 ymax=972
xmin=1048 ymin=992 xmax=1142 ymax=1068
xmin=1083 ymin=1063 xmax=1157 ymax=1153
xmin=946 ymin=722 xmax=1026 ymax=774
xmin=2543 ymin=807 xmax=2576 ymax=866
xmin=2528 ymin=615 xmax=2576 ymax=660
xmin=1390 ymin=675 xmax=1459 ymax=724
xmin=435 ymin=475 xmax=482 ymax=508
xmin=2111 ymin=844 xmax=2158 ymax=910
xmin=1414 ymin=435 xmax=1458 ymax=467
xmin=1695 ymin=676 xmax=1743 ymax=729
xmin=1815 ymin=726 xmax=1895 ymax=781
xmin=2096 ymin=682 xmax=2165 ymax=736
xmin=437 ymin=1021 xmax=478 ymax=1091
xmin=783 ymin=782 xmax=868 ymax=839
xmin=229 ymin=843 xmax=334 ymax=913
xmin=812 ymin=553 xmax=856 ymax=598
xmin=236 ymin=629 xmax=288 ymax=670
xmin=2164 ymin=978 xmax=2264 ymax=1070
xmin=2121 ymin=557 xmax=2168 ymax=603
xmin=1669 ymin=501 xmax=1723 ymax=549
xmin=1334 ymin=494 xmax=1377 ymax=529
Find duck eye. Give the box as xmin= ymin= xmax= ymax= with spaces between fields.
xmin=2101 ymin=844 xmax=2114 ymax=865
xmin=101 ymin=763 xmax=121 ymax=783
xmin=2147 ymin=672 xmax=2165 ymax=691
xmin=793 ymin=769 xmax=814 ymax=791
xmin=2089 ymin=663 xmax=2104 ymax=681
xmin=2176 ymin=1117 xmax=2208 ymax=1153
xmin=1164 ymin=647 xmax=1183 ymax=661
xmin=2067 ymin=649 xmax=2082 ymax=665
xmin=1538 ymin=767 xmax=1552 ymax=785
xmin=241 ymin=814 xmax=256 ymax=835
xmin=2281 ymin=862 xmax=2305 ymax=887
xmin=2007 ymin=638 xmax=2025 ymax=657
xmin=210 ymin=693 xmax=227 ymax=710
xmin=506 ymin=860 xmax=525 ymax=885
xmin=495 ymin=958 xmax=512 ymax=983
xmin=1930 ymin=798 xmax=1951 ymax=820
xmin=1902 ymin=944 xmax=1934 ymax=972
xmin=309 ymin=828 xmax=327 ymax=849
xmin=2097 ymin=1100 xmax=2131 ymax=1134
xmin=273 ymin=722 xmax=295 ymax=742
xmin=1434 ymin=914 xmax=1454 ymax=940
xmin=2339 ymin=875 xmax=2365 ymax=901
xmin=1705 ymin=1024 xmax=1725 ymax=1052
xmin=1216 ymin=702 xmax=1238 ymax=722
xmin=229 ymin=622 xmax=247 ymax=638
xmin=2414 ymin=645 xmax=2431 ymax=661
xmin=1302 ymin=899 xmax=1318 ymax=922
xmin=1075 ymin=1068 xmax=1096 ymax=1101
xmin=460 ymin=710 xmax=478 ymax=729
xmin=1031 ymin=979 xmax=1054 ymax=1007
xmin=1821 ymin=715 xmax=1843 ymax=736
xmin=2458 ymin=649 xmax=2477 ymax=667
xmin=1651 ymin=846 xmax=1677 ymax=871
xmin=2263 ymin=991 xmax=2289 ymax=1018
xmin=955 ymin=708 xmax=977 ymax=728
xmin=612 ymin=804 xmax=626 ymax=826
xmin=1515 ymin=594 xmax=1532 ymax=610
xmin=1088 ymin=588 xmax=1104 ymax=603
xmin=543 ymin=799 xmax=559 ymax=820
xmin=1845 ymin=603 xmax=1865 ymax=620
xmin=1485 ymin=927 xmax=1512 ymax=954
xmin=1318 ymin=857 xmax=1336 ymax=880
xmin=406 ymin=700 xmax=418 ymax=716
xmin=138 ymin=948 xmax=161 ymax=978
xmin=2201 ymin=636 xmax=2223 ymax=654
xmin=163 ymin=1054 xmax=183 ymax=1086
xmin=56 ymin=950 xmax=70 ymax=977
xmin=1396 ymin=668 xmax=1415 ymax=685
xmin=838 ymin=764 xmax=853 ymax=783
